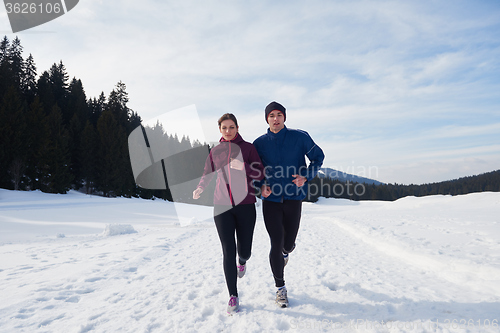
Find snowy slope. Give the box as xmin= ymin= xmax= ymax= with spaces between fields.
xmin=0 ymin=189 xmax=499 ymax=332
xmin=318 ymin=168 xmax=384 ymax=185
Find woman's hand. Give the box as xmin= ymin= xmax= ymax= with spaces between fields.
xmin=193 ymin=187 xmax=203 ymax=199
xmin=230 ymin=158 xmax=244 ymax=170
xmin=261 ymin=185 xmax=272 ymax=198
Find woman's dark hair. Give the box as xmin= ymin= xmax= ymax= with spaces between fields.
xmin=218 ymin=113 xmax=238 ymax=128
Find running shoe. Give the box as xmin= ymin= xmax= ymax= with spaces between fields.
xmin=227 ymin=295 xmax=240 ymax=314
xmin=237 ymin=264 xmax=246 ymax=278
xmin=276 ymin=286 xmax=289 ymax=308
xmin=283 ymin=253 xmax=289 ymax=267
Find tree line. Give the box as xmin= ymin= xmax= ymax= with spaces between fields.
xmin=0 ymin=35 xmax=200 ymax=199
xmin=305 ymin=169 xmax=500 ymax=202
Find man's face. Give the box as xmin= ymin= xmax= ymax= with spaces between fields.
xmin=268 ymin=110 xmax=285 ymax=133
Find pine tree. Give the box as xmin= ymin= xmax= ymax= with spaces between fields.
xmin=80 ymin=121 xmax=98 ymax=194
xmin=37 ymin=71 xmax=55 ymax=115
xmin=104 ymin=82 xmax=136 ymax=196
xmin=68 ymin=113 xmax=83 ymax=188
xmin=48 ymin=61 xmax=69 ymax=122
xmin=106 ymin=81 xmax=131 ymax=132
xmin=38 ymin=105 xmax=73 ymax=193
xmin=180 ymin=135 xmax=192 ymax=151
xmin=22 ymin=53 xmax=37 ymax=104
xmin=67 ymin=78 xmax=88 ymax=124
xmin=67 ymin=78 xmax=88 ymax=187
xmin=25 ymin=97 xmax=49 ymax=190
xmin=8 ymin=37 xmax=24 ymax=91
xmin=88 ymin=92 xmax=106 ymax=126
xmin=0 ymin=36 xmax=9 ymax=64
xmin=0 ymin=86 xmax=27 ymax=189
xmin=0 ymin=36 xmax=11 ymax=99
xmin=95 ymin=110 xmax=126 ymax=196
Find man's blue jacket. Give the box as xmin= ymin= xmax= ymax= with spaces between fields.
xmin=253 ymin=126 xmax=325 ymax=202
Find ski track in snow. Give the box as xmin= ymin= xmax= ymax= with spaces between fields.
xmin=0 ymin=190 xmax=499 ymax=332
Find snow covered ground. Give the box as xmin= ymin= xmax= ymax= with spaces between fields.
xmin=0 ymin=189 xmax=499 ymax=332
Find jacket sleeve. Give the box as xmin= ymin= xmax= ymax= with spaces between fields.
xmin=303 ymin=134 xmax=325 ymax=181
xmin=250 ymin=139 xmax=267 ymax=189
xmin=245 ymin=145 xmax=265 ymax=182
xmin=196 ymin=152 xmax=215 ymax=190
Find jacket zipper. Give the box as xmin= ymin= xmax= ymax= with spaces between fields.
xmin=227 ymin=142 xmax=235 ymax=206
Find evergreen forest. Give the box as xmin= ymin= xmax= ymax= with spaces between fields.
xmin=305 ymin=170 xmax=500 ymax=202
xmin=0 ymin=35 xmax=204 ymax=200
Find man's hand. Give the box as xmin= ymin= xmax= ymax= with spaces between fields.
xmin=261 ymin=185 xmax=272 ymax=198
xmin=292 ymin=175 xmax=307 ymax=187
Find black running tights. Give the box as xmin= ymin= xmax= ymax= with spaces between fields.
xmin=214 ymin=204 xmax=256 ymax=297
xmin=262 ymin=199 xmax=302 ymax=288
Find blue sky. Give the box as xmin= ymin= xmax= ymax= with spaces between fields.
xmin=2 ymin=0 xmax=499 ymax=184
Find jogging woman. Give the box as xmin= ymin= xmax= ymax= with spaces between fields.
xmin=193 ymin=113 xmax=264 ymax=314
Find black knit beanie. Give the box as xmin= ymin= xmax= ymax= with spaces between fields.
xmin=265 ymin=101 xmax=286 ymax=123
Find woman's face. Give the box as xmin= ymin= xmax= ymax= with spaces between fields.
xmin=219 ymin=119 xmax=238 ymax=141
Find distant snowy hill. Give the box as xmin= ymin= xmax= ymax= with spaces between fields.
xmin=318 ymin=167 xmax=384 ymax=185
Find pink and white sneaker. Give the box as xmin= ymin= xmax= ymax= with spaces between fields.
xmin=227 ymin=295 xmax=240 ymax=314
xmin=237 ymin=264 xmax=246 ymax=278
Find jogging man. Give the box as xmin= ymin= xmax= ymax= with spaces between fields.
xmin=253 ymin=101 xmax=325 ymax=307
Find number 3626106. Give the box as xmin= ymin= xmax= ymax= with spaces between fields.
xmin=5 ymin=2 xmax=62 ymax=14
